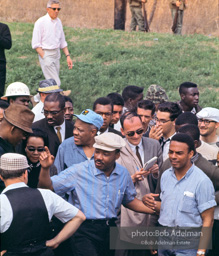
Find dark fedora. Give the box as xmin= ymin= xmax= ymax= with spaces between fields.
xmin=4 ymin=104 xmax=34 ymax=133
xmin=37 ymin=79 xmax=63 ymax=93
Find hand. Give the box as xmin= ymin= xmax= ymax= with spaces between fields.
xmin=142 ymin=193 xmax=159 ymax=210
xmin=150 ymin=250 xmax=158 ymax=255
xmin=148 ymin=164 xmax=159 ymax=178
xmin=67 ymin=56 xmax=73 ymax=69
xmin=149 ymin=125 xmax=163 ymax=141
xmin=1 ymin=251 xmax=7 ymax=256
xmin=176 ymin=1 xmax=181 ymax=7
xmin=46 ymin=238 xmax=59 ymax=249
xmin=131 ymin=168 xmax=150 ymax=183
xmin=142 ymin=0 xmax=146 ymax=3
xmin=39 ymin=146 xmax=54 ymax=169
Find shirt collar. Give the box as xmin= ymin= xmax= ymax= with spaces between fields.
xmin=93 ymin=162 xmax=120 ymax=177
xmin=46 ymin=13 xmax=58 ymax=22
xmin=2 ymin=182 xmax=27 ymax=194
xmin=127 ymin=138 xmax=143 ymax=151
xmin=54 ymin=119 xmax=65 ymax=130
xmin=170 ymin=163 xmax=194 ymax=180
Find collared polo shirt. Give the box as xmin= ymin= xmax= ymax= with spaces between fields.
xmin=158 ymin=164 xmax=216 ymax=227
xmin=51 ymin=160 xmax=136 ymax=219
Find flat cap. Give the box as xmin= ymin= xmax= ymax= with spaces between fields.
xmin=93 ymin=132 xmax=126 ymax=151
xmin=0 ymin=153 xmax=29 ymax=171
xmin=197 ymin=107 xmax=219 ymax=122
xmin=74 ymin=109 xmax=103 ymax=130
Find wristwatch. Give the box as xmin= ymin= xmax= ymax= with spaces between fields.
xmin=197 ymin=251 xmax=205 ymax=255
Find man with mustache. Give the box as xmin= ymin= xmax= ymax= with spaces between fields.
xmin=38 ymin=133 xmax=155 ymax=256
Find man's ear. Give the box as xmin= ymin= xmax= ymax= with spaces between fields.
xmin=189 ymin=150 xmax=195 ymax=159
xmin=180 ymin=93 xmax=185 ymax=100
xmin=115 ymin=151 xmax=120 ymax=160
xmin=10 ymin=126 xmax=15 ymax=134
xmin=121 ymin=128 xmax=125 ymax=137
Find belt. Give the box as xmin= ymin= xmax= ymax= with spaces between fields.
xmin=85 ymin=218 xmax=117 ymax=226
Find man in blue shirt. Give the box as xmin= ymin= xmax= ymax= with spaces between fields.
xmin=143 ymin=133 xmax=216 ymax=256
xmin=39 ymin=132 xmax=155 ymax=256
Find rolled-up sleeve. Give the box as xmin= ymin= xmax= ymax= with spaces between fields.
xmin=122 ymin=175 xmax=137 ymax=205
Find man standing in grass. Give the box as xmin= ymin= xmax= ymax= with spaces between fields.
xmin=129 ymin=0 xmax=147 ymax=31
xmin=32 ymin=0 xmax=72 ymax=87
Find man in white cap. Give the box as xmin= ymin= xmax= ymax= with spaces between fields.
xmin=197 ymin=107 xmax=219 ymax=149
xmin=2 ymin=82 xmax=31 ymax=107
xmin=0 ymin=153 xmax=85 ymax=256
xmin=32 ymin=78 xmax=63 ymax=122
xmin=38 ymin=132 xmax=155 ymax=256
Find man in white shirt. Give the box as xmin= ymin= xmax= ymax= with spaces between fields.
xmin=32 ymin=0 xmax=72 ymax=86
xmin=32 ymin=78 xmax=63 ymax=122
xmin=0 ymin=153 xmax=85 ymax=256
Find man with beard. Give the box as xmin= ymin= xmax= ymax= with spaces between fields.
xmin=38 ymin=133 xmax=155 ymax=256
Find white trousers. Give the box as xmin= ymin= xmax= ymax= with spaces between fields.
xmin=39 ymin=49 xmax=61 ymax=86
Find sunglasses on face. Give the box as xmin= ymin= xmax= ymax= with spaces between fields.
xmin=49 ymin=7 xmax=61 ymax=11
xmin=126 ymin=128 xmax=144 ymax=137
xmin=27 ymin=147 xmax=45 ymax=152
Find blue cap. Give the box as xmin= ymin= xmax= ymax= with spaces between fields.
xmin=74 ymin=109 xmax=103 ymax=130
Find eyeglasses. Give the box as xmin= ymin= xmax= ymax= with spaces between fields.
xmin=27 ymin=147 xmax=45 ymax=152
xmin=155 ymin=117 xmax=171 ymax=124
xmin=49 ymin=7 xmax=61 ymax=11
xmin=44 ymin=109 xmax=62 ymax=116
xmin=198 ymin=119 xmax=216 ymax=125
xmin=126 ymin=128 xmax=144 ymax=137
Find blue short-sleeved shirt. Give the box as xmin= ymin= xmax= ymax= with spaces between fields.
xmin=158 ymin=164 xmax=216 ymax=227
xmin=54 ymin=137 xmax=94 ymax=173
xmin=51 ymin=160 xmax=137 ymax=219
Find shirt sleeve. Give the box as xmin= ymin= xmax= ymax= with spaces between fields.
xmin=59 ymin=20 xmax=67 ymax=49
xmin=54 ymin=143 xmax=65 ymax=173
xmin=39 ymin=189 xmax=79 ymax=223
xmin=122 ymin=173 xmax=137 ymax=205
xmin=32 ymin=19 xmax=42 ymax=49
xmin=196 ymin=177 xmax=217 ymax=214
xmin=0 ymin=24 xmax=12 ymax=50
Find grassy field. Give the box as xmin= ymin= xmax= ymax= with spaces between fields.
xmin=5 ymin=22 xmax=219 ymax=113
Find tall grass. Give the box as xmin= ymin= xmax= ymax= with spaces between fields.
xmin=5 ymin=22 xmax=219 ymax=112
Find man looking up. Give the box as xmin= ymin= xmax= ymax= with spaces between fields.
xmin=0 ymin=153 xmax=85 ymax=256
xmin=122 ymin=85 xmax=143 ymax=112
xmin=54 ymin=109 xmax=103 ymax=174
xmin=177 ymin=82 xmax=201 ymax=114
xmin=38 ymin=133 xmax=155 ymax=256
xmin=155 ymin=102 xmax=182 ymax=161
xmin=32 ymin=93 xmax=73 ymax=157
xmin=32 ymin=0 xmax=72 ymax=86
xmin=197 ymin=107 xmax=219 ymax=149
xmin=93 ymin=97 xmax=122 ymax=135
xmin=107 ymin=92 xmax=124 ymax=131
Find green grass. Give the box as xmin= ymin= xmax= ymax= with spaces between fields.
xmin=5 ymin=22 xmax=219 ymax=112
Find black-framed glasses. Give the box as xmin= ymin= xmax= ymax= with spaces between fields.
xmin=155 ymin=117 xmax=171 ymax=124
xmin=27 ymin=147 xmax=45 ymax=152
xmin=44 ymin=109 xmax=62 ymax=116
xmin=198 ymin=119 xmax=216 ymax=125
xmin=126 ymin=128 xmax=144 ymax=137
xmin=49 ymin=7 xmax=61 ymax=11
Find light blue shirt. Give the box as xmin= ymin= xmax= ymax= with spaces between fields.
xmin=51 ymin=160 xmax=136 ymax=219
xmin=158 ymin=164 xmax=216 ymax=227
xmin=54 ymin=137 xmax=94 ymax=173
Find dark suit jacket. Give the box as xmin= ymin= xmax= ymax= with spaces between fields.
xmin=0 ymin=23 xmax=12 ymax=65
xmin=32 ymin=118 xmax=74 ymax=157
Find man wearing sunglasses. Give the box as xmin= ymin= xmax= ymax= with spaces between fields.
xmin=117 ymin=111 xmax=163 ymax=256
xmin=32 ymin=0 xmax=72 ymax=87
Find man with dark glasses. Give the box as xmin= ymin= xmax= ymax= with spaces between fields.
xmin=117 ymin=111 xmax=163 ymax=256
xmin=32 ymin=0 xmax=72 ymax=87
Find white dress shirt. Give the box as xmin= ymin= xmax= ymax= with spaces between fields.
xmin=32 ymin=13 xmax=67 ymax=50
xmin=54 ymin=120 xmax=66 ymax=142
xmin=127 ymin=139 xmax=144 ymax=165
xmin=162 ymin=133 xmax=176 ymax=162
xmin=1 ymin=182 xmax=79 ymax=233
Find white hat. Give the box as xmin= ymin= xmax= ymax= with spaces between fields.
xmin=3 ymin=82 xmax=32 ymax=99
xmin=0 ymin=153 xmax=29 ymax=171
xmin=197 ymin=107 xmax=219 ymax=123
xmin=93 ymin=132 xmax=126 ymax=151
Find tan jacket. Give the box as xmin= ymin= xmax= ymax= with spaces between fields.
xmin=169 ymin=0 xmax=187 ymax=11
xmin=117 ymin=137 xmax=163 ymax=234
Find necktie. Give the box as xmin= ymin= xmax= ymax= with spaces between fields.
xmin=56 ymin=127 xmax=62 ymax=143
xmin=136 ymin=146 xmax=143 ymax=167
xmin=161 ymin=138 xmax=170 ymax=151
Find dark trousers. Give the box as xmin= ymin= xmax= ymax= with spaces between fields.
xmin=4 ymin=247 xmax=54 ymax=256
xmin=72 ymin=219 xmax=116 ymax=256
xmin=0 ymin=64 xmax=6 ymax=97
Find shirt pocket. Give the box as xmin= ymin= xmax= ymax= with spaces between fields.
xmin=180 ymin=195 xmax=198 ymax=214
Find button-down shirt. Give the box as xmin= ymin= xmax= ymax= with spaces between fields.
xmin=158 ymin=164 xmax=216 ymax=227
xmin=1 ymin=182 xmax=79 ymax=233
xmin=54 ymin=120 xmax=66 ymax=142
xmin=161 ymin=133 xmax=176 ymax=162
xmin=127 ymin=139 xmax=144 ymax=165
xmin=51 ymin=160 xmax=136 ymax=219
xmin=32 ymin=13 xmax=67 ymax=50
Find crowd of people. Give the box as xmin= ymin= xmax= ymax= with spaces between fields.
xmin=0 ymin=1 xmax=219 ymax=256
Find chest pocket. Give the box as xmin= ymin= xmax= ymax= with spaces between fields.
xmin=180 ymin=195 xmax=199 ymax=214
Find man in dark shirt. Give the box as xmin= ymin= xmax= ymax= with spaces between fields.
xmin=0 ymin=23 xmax=12 ymax=97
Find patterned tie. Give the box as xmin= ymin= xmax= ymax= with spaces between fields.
xmin=56 ymin=127 xmax=62 ymax=143
xmin=136 ymin=146 xmax=143 ymax=167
